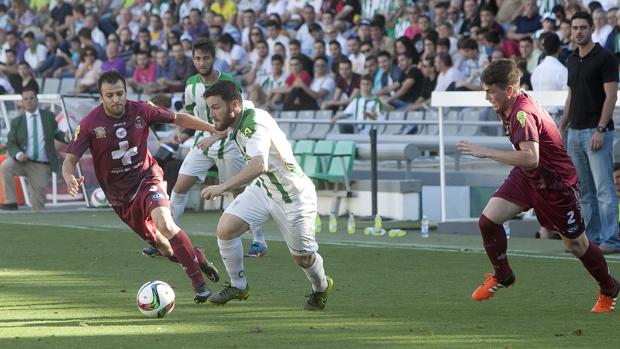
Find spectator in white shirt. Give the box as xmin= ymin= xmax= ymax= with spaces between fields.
xmin=531 ymin=32 xmax=567 ymax=115
xmin=592 ymin=8 xmax=613 ymax=44
xmin=22 ymin=32 xmax=48 ymax=73
xmin=434 ymin=52 xmax=460 ymax=91
xmin=245 ymin=39 xmax=272 ymax=86
xmin=265 ymin=20 xmax=289 ymax=53
xmin=216 ymin=33 xmax=248 ymax=75
xmin=347 ymin=36 xmax=365 ymax=75
xmin=295 ymin=5 xmax=320 ymax=56
xmin=266 ymin=0 xmax=287 ymax=20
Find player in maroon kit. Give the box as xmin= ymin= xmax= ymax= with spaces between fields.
xmin=457 ymin=59 xmax=619 ymax=312
xmin=62 ymin=70 xmax=221 ymax=303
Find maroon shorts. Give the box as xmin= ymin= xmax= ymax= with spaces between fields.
xmin=112 ymin=178 xmax=169 ymax=246
xmin=494 ymin=168 xmax=584 ymax=238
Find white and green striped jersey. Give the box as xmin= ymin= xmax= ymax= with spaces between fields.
xmin=230 ymin=101 xmax=314 ymax=204
xmin=342 ymin=95 xmax=385 ymax=135
xmin=184 ymin=71 xmax=242 ymax=159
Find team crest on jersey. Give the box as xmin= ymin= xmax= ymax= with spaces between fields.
xmin=95 ymin=127 xmax=106 ymax=138
xmin=115 ymin=127 xmax=127 ymax=139
xmin=73 ymin=125 xmax=80 ymax=140
xmin=516 ymin=111 xmax=527 ymax=127
xmin=135 ymin=116 xmax=145 ymax=129
xmin=243 ymin=127 xmax=253 ymax=137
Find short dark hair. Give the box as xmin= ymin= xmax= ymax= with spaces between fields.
xmin=437 ymin=37 xmax=451 ymax=49
xmin=480 ymin=59 xmax=521 ymax=90
xmin=541 ymin=32 xmax=561 ymax=56
xmin=614 ymin=163 xmax=620 ymax=172
xmin=519 ymin=36 xmax=534 ymax=45
xmin=192 ymin=37 xmax=216 ymax=57
xmin=98 ymin=69 xmax=127 ymax=93
xmin=271 ymin=54 xmax=284 ymax=63
xmin=22 ymin=84 xmax=39 ymax=95
xmin=23 ymin=31 xmax=35 ymax=40
xmin=436 ymin=52 xmax=453 ymax=67
xmin=361 ymin=74 xmax=374 ymax=84
xmin=315 ymin=55 xmax=328 ymax=64
xmin=377 ymin=50 xmax=392 ymax=60
xmin=78 ymin=27 xmax=92 ymax=39
xmin=203 ymin=80 xmax=242 ymax=105
xmin=289 ymin=39 xmax=301 ymax=48
xmin=571 ymin=11 xmax=593 ymax=27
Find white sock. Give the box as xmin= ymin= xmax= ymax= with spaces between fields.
xmin=251 ymin=225 xmax=266 ymax=246
xmin=302 ymin=253 xmax=328 ymax=292
xmin=217 ymin=237 xmax=247 ymax=289
xmin=169 ymin=191 xmax=188 ymax=223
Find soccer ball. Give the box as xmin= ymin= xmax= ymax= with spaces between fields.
xmin=136 ymin=280 xmax=176 ymax=318
xmin=90 ymin=188 xmax=109 ymax=207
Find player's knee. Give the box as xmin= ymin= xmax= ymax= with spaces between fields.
xmin=292 ymin=254 xmax=314 ymax=268
xmin=479 ymin=214 xmax=497 ymax=233
xmin=153 ymin=218 xmax=178 ymax=238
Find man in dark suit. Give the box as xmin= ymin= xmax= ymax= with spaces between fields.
xmin=0 ymin=86 xmax=68 ymax=210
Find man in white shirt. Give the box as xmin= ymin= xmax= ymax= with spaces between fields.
xmin=265 ymin=20 xmax=289 ymax=53
xmin=295 ymin=4 xmax=320 ymax=56
xmin=434 ymin=52 xmax=461 ymax=91
xmin=592 ymin=8 xmax=613 ymax=44
xmin=22 ymin=32 xmax=48 ymax=72
xmin=531 ymin=32 xmax=567 ymax=116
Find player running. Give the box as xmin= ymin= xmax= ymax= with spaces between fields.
xmin=458 ymin=59 xmax=619 ymax=312
xmin=62 ymin=70 xmax=220 ymax=303
xmin=201 ymin=80 xmax=333 ymax=311
xmin=142 ymin=37 xmax=268 ymax=259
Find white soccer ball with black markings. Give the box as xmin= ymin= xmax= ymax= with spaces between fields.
xmin=136 ymin=280 xmax=176 ymax=318
xmin=90 ymin=188 xmax=109 ymax=208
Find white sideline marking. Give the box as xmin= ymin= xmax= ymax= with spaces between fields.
xmin=5 ymin=221 xmax=620 ymax=263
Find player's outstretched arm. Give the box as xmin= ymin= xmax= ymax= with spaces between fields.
xmin=201 ymin=156 xmax=268 ymax=200
xmin=458 ymin=140 xmax=539 ymax=169
xmin=62 ymin=153 xmax=84 ymax=197
xmin=173 ymin=112 xmax=220 ymax=134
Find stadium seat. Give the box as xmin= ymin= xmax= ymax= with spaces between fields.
xmin=290 ymin=110 xmax=315 ymax=140
xmin=293 ymin=139 xmax=315 ymax=168
xmin=405 ymin=110 xmax=425 ymax=134
xmin=59 ymin=78 xmax=77 ymax=94
xmin=444 ymin=109 xmax=460 ymax=136
xmin=312 ymin=110 xmax=333 ymax=139
xmin=42 ymin=78 xmax=60 ymax=94
xmin=383 ymin=111 xmax=406 ymax=135
xmin=277 ymin=111 xmax=297 ymax=138
xmin=312 ymin=141 xmax=356 ymax=192
xmin=35 ymin=77 xmax=44 ymax=91
xmin=312 ymin=140 xmax=335 ymax=175
xmin=458 ymin=108 xmax=481 ymax=136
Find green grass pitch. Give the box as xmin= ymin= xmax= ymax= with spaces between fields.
xmin=0 ymin=210 xmax=618 ymax=349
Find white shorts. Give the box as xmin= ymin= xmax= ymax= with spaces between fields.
xmin=225 ymin=184 xmax=318 ymax=256
xmin=178 ymin=146 xmax=245 ymax=183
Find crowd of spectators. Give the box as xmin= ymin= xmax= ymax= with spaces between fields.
xmin=0 ymin=0 xmax=618 ymax=116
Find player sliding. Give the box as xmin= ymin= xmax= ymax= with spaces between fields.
xmin=62 ymin=70 xmax=221 ymax=304
xmin=458 ymin=59 xmax=619 ymax=312
xmin=200 ymin=80 xmax=333 ymax=310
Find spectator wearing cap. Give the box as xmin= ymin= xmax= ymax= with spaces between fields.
xmin=357 ymin=18 xmax=372 ymax=42
xmin=531 ymin=32 xmax=566 ymax=116
xmin=535 ymin=12 xmax=558 ymax=39
xmin=22 ymin=32 xmax=48 ymax=75
xmin=592 ymin=8 xmax=613 ymax=44
xmin=507 ymin=0 xmax=542 ymax=41
xmin=0 ymin=31 xmax=26 ymax=65
xmin=296 ymin=5 xmax=320 ymax=56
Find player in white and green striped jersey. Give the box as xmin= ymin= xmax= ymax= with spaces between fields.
xmin=142 ymin=38 xmax=268 ymax=259
xmin=201 ymin=81 xmax=333 ymax=311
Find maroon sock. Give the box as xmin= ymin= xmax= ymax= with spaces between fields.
xmin=168 ymin=247 xmax=203 ymax=265
xmin=578 ymin=241 xmax=618 ymax=296
xmin=168 ymin=230 xmax=205 ymax=290
xmin=479 ymin=214 xmax=512 ymax=280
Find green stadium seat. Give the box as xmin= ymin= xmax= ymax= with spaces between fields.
xmin=312 ymin=141 xmax=356 ymax=192
xmin=293 ymin=139 xmax=315 ymax=168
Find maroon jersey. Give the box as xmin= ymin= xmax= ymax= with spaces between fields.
xmin=500 ymin=92 xmax=577 ymax=191
xmin=67 ymin=100 xmax=175 ymax=206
